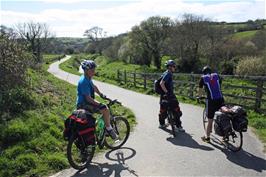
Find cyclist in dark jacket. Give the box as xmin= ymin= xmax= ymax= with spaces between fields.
xmin=159 ymin=60 xmax=184 ymax=132
xmin=199 ymin=66 xmax=224 ymax=143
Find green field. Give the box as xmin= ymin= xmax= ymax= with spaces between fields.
xmin=0 ymin=55 xmax=136 ymax=177
xmin=232 ymin=30 xmax=258 ymax=40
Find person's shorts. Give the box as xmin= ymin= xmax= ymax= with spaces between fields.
xmin=206 ymin=98 xmax=224 ymax=119
xmin=77 ymin=103 xmax=107 ymax=113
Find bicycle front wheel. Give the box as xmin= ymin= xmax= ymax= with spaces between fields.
xmin=104 ymin=116 xmax=130 ymax=150
xmin=67 ymin=135 xmax=95 ymax=170
xmin=168 ymin=112 xmax=176 ymax=137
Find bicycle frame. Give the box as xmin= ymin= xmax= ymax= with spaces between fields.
xmin=94 ymin=97 xmax=121 ymax=148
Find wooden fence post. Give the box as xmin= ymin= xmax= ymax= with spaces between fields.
xmin=189 ymin=73 xmax=194 ymax=98
xmin=124 ymin=70 xmax=127 ymax=84
xmin=255 ymin=80 xmax=263 ymax=112
xmin=133 ymin=71 xmax=136 ymax=87
xmin=143 ymin=73 xmax=147 ymax=89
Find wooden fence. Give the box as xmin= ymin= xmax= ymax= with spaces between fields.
xmin=117 ymin=70 xmax=266 ymax=114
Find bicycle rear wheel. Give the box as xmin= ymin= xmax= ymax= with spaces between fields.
xmin=225 ymin=131 xmax=243 ymax=152
xmin=67 ymin=135 xmax=95 ymax=170
xmin=104 ymin=116 xmax=130 ymax=150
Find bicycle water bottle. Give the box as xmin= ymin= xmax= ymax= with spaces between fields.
xmin=96 ymin=116 xmax=105 ymax=138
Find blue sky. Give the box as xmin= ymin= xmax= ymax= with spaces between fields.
xmin=1 ymin=0 xmax=265 ymax=37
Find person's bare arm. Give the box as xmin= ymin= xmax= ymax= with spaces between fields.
xmin=93 ymin=85 xmax=102 ymax=96
xmin=85 ymin=95 xmax=100 ymax=106
xmin=160 ymin=80 xmax=168 ymax=94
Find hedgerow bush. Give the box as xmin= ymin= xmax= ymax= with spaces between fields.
xmin=236 ymin=56 xmax=266 ymax=76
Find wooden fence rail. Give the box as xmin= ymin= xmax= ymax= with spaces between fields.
xmin=116 ymin=70 xmax=266 ymax=114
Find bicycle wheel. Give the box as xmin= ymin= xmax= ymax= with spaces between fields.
xmin=67 ymin=135 xmax=95 ymax=170
xmin=225 ymin=131 xmax=243 ymax=152
xmin=203 ymin=108 xmax=208 ymax=132
xmin=104 ymin=116 xmax=130 ymax=150
xmin=168 ymin=112 xmax=176 ymax=137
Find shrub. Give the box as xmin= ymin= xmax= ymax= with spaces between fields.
xmin=27 ymin=132 xmax=63 ymax=153
xmin=0 ymin=35 xmax=36 ymax=121
xmin=45 ymin=153 xmax=68 ymax=171
xmin=219 ymin=60 xmax=235 ymax=75
xmin=15 ymin=154 xmax=37 ymax=175
xmin=0 ymin=87 xmax=35 ymax=118
xmin=2 ymin=145 xmax=26 ymax=159
xmin=2 ymin=119 xmax=32 ymax=147
xmin=236 ymin=56 xmax=266 ymax=76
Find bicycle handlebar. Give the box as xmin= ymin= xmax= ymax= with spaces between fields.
xmin=101 ymin=96 xmax=122 ymax=106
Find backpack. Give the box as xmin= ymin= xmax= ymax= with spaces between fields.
xmin=214 ymin=112 xmax=232 ymax=136
xmin=63 ymin=109 xmax=95 ymax=145
xmin=154 ymin=77 xmax=164 ymax=94
xmin=230 ymin=106 xmax=248 ymax=132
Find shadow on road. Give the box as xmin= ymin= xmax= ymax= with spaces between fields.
xmin=165 ymin=130 xmax=214 ymax=151
xmin=71 ymin=147 xmax=138 ymax=177
xmin=210 ymin=135 xmax=266 ymax=172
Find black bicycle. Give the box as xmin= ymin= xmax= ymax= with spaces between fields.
xmin=166 ymin=107 xmax=177 ymax=137
xmin=197 ymin=96 xmax=243 ymax=152
xmin=67 ymin=97 xmax=130 ymax=170
xmin=161 ymin=99 xmax=177 ymax=137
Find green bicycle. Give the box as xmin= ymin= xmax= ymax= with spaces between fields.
xmin=67 ymin=97 xmax=130 ymax=170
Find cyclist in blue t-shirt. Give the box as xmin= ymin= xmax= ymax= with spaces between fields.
xmin=76 ymin=60 xmax=118 ymax=140
xmin=199 ymin=66 xmax=224 ymax=143
xmin=159 ymin=60 xmax=185 ymax=132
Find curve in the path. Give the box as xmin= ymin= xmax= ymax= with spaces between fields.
xmin=49 ymin=56 xmax=266 ymax=177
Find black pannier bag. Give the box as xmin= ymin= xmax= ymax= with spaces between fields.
xmin=214 ymin=111 xmax=232 ymax=136
xmin=63 ymin=109 xmax=95 ymax=145
xmin=230 ymin=106 xmax=248 ymax=132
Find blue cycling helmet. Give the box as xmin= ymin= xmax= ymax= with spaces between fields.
xmin=165 ymin=60 xmax=176 ymax=67
xmin=81 ymin=60 xmax=97 ymax=70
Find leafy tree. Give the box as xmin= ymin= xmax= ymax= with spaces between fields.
xmin=129 ymin=16 xmax=173 ymax=69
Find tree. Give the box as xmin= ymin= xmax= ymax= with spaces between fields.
xmin=203 ymin=24 xmax=228 ymax=69
xmin=0 ymin=25 xmax=17 ymax=39
xmin=84 ymin=26 xmax=105 ymax=42
xmin=129 ymin=16 xmax=173 ymax=69
xmin=84 ymin=26 xmax=107 ymax=54
xmin=15 ymin=22 xmax=52 ymax=63
xmin=252 ymin=29 xmax=266 ymax=50
xmin=171 ymin=14 xmax=210 ymax=72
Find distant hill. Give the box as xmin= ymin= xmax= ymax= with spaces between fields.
xmin=44 ymin=37 xmax=90 ymax=54
xmin=45 ymin=20 xmax=265 ymax=54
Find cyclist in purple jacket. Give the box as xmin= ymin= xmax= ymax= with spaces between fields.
xmin=199 ymin=66 xmax=224 ymax=143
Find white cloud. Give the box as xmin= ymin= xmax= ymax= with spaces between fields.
xmin=1 ymin=0 xmax=265 ymax=37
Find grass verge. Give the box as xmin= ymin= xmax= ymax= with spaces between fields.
xmin=0 ymin=55 xmax=136 ymax=177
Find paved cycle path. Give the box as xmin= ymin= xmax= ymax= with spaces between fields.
xmin=49 ymin=56 xmax=265 ymax=177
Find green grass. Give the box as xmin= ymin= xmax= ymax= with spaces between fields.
xmin=43 ymin=54 xmax=65 ymax=65
xmin=232 ymin=30 xmax=258 ymax=40
xmin=59 ymin=54 xmax=266 ymax=150
xmin=0 ymin=55 xmax=136 ymax=177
